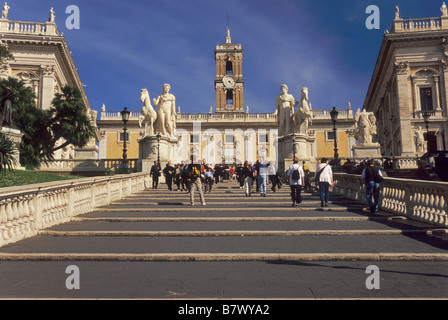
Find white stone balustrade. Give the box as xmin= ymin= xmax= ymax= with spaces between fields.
xmin=333 ymin=173 xmax=448 ymax=227
xmin=0 ymin=173 xmax=150 ymax=247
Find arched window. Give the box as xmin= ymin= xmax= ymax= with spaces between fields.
xmin=226 ymin=89 xmax=234 ymax=106
xmin=226 ymin=60 xmax=233 ymax=75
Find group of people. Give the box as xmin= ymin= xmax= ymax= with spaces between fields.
xmin=149 ymin=156 xmax=383 ymax=213
xmin=150 ymin=157 xmax=210 ymax=206
xmin=286 ymin=157 xmax=333 ymax=207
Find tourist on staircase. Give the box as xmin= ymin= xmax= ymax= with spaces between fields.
xmin=287 ymin=158 xmax=305 ymax=207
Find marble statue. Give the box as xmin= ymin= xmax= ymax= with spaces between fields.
xmin=293 ymin=87 xmax=313 ymax=135
xmin=395 ymin=6 xmax=400 ymax=20
xmin=139 ymin=88 xmax=157 ymax=135
xmin=49 ymin=7 xmax=55 ymax=22
xmin=415 ymin=126 xmax=426 ymax=154
xmin=274 ymin=84 xmax=297 ymax=136
xmin=2 ymin=2 xmax=9 ymax=19
xmin=153 ymin=83 xmax=176 ymax=137
xmin=442 ymin=2 xmax=448 ymax=16
xmin=354 ymin=109 xmax=377 ymax=145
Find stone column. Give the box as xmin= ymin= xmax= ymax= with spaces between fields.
xmin=40 ymin=65 xmax=55 ymax=110
xmin=394 ymin=61 xmax=414 ymax=156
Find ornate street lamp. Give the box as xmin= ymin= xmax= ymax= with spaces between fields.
xmin=330 ymin=107 xmax=340 ymax=168
xmin=120 ymin=107 xmax=130 ymax=174
xmin=156 ymin=132 xmax=161 ymax=165
xmin=422 ymin=111 xmax=431 ymax=153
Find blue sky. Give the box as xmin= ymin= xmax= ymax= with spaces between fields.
xmin=7 ymin=0 xmax=447 ymax=115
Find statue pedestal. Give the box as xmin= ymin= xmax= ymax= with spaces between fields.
xmin=0 ymin=127 xmax=23 ymax=169
xmin=137 ymin=134 xmax=178 ymax=173
xmin=278 ymin=133 xmax=316 ymax=177
xmin=352 ymin=143 xmax=381 ymax=159
xmin=74 ymin=145 xmax=99 ymax=160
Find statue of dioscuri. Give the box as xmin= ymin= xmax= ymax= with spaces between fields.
xmin=153 ymin=83 xmax=176 ymax=138
xmin=139 ymin=88 xmax=158 ymax=135
xmin=274 ymin=84 xmax=297 ymax=136
xmin=354 ymin=109 xmax=377 ymax=145
xmin=294 ymin=87 xmax=313 ymax=135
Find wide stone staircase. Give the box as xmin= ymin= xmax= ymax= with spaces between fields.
xmin=0 ymin=181 xmax=447 ymax=299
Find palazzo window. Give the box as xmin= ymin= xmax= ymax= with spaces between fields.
xmin=226 ymin=89 xmax=234 ymax=106
xmin=190 ymin=134 xmax=200 ymax=144
xmin=225 ymin=135 xmax=235 ymax=144
xmin=258 ymin=134 xmax=269 ymax=144
xmin=119 ymin=132 xmax=129 ymax=143
xmin=419 ymin=87 xmax=433 ymax=111
xmin=226 ymin=60 xmax=233 ymax=75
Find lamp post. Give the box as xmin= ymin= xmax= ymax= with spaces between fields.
xmin=330 ymin=107 xmax=340 ymax=169
xmin=156 ymin=132 xmax=161 ymax=165
xmin=422 ymin=111 xmax=431 ymax=153
xmin=120 ymin=107 xmax=130 ymax=174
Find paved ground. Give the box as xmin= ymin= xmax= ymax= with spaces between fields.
xmin=0 ymin=181 xmax=447 ymax=300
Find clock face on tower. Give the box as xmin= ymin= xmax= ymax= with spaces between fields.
xmin=222 ymin=75 xmax=236 ymax=88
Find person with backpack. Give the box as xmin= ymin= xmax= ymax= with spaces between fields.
xmin=361 ymin=159 xmax=384 ymax=213
xmin=187 ymin=156 xmax=206 ymax=206
xmin=287 ymin=158 xmax=305 ymax=207
xmin=314 ymin=158 xmax=333 ymax=207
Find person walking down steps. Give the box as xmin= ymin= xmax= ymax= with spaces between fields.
xmin=187 ymin=156 xmax=206 ymax=206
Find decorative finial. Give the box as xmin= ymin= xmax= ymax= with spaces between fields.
xmin=226 ymin=27 xmax=231 ymax=44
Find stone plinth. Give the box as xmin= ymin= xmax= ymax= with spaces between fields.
xmin=74 ymin=146 xmax=99 ymax=160
xmin=138 ymin=134 xmax=178 ymax=173
xmin=352 ymin=143 xmax=381 ymax=158
xmin=278 ymin=133 xmax=316 ymax=177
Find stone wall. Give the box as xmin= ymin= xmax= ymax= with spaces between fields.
xmin=0 ymin=173 xmax=150 ymax=247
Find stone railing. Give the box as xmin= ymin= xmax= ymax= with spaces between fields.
xmin=333 ymin=173 xmax=448 ymax=227
xmin=39 ymin=159 xmax=139 ymax=173
xmin=0 ymin=173 xmax=150 ymax=248
xmin=0 ymin=20 xmax=59 ymax=36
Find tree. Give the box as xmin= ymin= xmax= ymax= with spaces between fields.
xmin=0 ymin=78 xmax=96 ymax=169
xmin=0 ymin=134 xmax=17 ymax=176
xmin=47 ymin=85 xmax=96 ymax=156
xmin=0 ymin=77 xmax=49 ymax=169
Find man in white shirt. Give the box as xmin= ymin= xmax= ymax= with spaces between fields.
xmin=314 ymin=158 xmax=334 ymax=207
xmin=287 ymin=158 xmax=305 ymax=207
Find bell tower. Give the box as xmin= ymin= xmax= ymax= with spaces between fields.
xmin=214 ymin=28 xmax=244 ymax=113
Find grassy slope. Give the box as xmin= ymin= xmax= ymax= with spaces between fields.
xmin=0 ymin=170 xmax=85 ymax=188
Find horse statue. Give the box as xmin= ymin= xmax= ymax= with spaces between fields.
xmin=139 ymin=88 xmax=158 ymax=135
xmin=294 ymin=87 xmax=313 ymax=135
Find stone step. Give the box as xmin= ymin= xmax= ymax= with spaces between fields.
xmin=1 ymin=252 xmax=447 ymax=262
